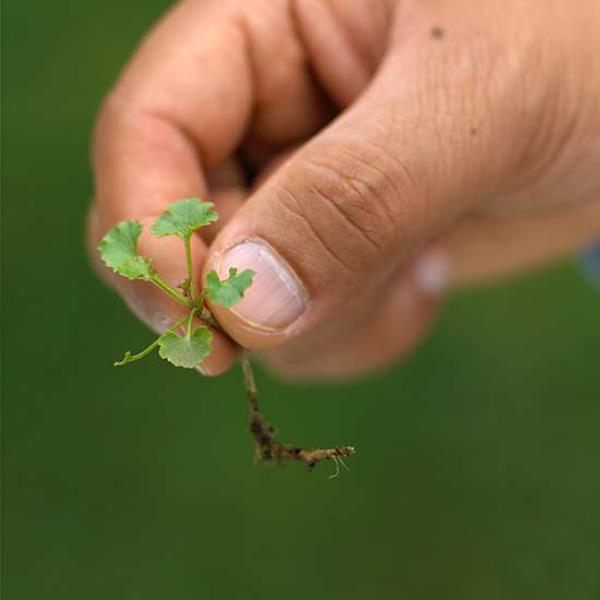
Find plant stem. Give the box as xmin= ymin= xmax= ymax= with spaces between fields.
xmin=194 ymin=289 xmax=207 ymax=309
xmin=150 ymin=271 xmax=217 ymax=330
xmin=240 ymin=349 xmax=259 ymax=413
xmin=185 ymin=309 xmax=195 ymax=338
xmin=184 ymin=235 xmax=195 ymax=302
xmin=191 ymin=289 xmax=217 ymax=328
xmin=150 ymin=273 xmax=190 ymax=307
xmin=239 ymin=350 xmax=356 ymax=470
xmin=115 ymin=315 xmax=189 ymax=366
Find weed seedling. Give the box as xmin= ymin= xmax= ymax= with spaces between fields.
xmin=98 ymin=198 xmax=355 ymax=474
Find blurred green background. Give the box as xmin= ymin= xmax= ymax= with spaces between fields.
xmin=3 ymin=1 xmax=600 ymax=598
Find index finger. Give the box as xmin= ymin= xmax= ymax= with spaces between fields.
xmin=93 ymin=0 xmax=253 ymax=222
xmin=91 ymin=0 xmax=254 ymax=374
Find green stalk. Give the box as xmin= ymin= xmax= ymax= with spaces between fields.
xmin=185 ymin=309 xmax=195 ymax=339
xmin=150 ymin=273 xmax=190 ymax=307
xmin=114 ymin=315 xmax=189 ymax=366
xmin=184 ymin=235 xmax=195 ymax=302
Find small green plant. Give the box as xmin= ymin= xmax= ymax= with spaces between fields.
xmin=98 ymin=198 xmax=355 ymax=475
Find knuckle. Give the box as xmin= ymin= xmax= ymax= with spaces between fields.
xmin=306 ymin=159 xmax=386 ymax=253
xmin=337 ymin=142 xmax=424 ymax=236
xmin=277 ymin=150 xmax=416 ymax=272
xmin=276 ymin=180 xmax=356 ymax=273
xmin=93 ymin=89 xmax=169 ymax=166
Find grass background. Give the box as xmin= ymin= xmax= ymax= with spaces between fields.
xmin=3 ymin=1 xmax=600 ymax=598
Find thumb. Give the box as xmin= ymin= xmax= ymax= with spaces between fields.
xmin=204 ymin=45 xmax=535 ymax=349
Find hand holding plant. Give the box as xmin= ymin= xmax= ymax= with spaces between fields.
xmin=90 ymin=1 xmax=600 ymax=382
xmin=98 ymin=198 xmax=355 ymax=475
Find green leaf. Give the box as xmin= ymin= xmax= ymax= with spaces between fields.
xmin=97 ymin=220 xmax=153 ymax=280
xmin=206 ymin=268 xmax=255 ymax=308
xmin=151 ymin=198 xmax=218 ymax=240
xmin=158 ymin=327 xmax=213 ymax=369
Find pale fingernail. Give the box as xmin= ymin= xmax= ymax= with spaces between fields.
xmin=196 ymin=363 xmax=210 ymax=376
xmin=414 ymin=250 xmax=452 ymax=296
xmin=150 ymin=311 xmax=175 ymax=335
xmin=216 ymin=239 xmax=308 ymax=330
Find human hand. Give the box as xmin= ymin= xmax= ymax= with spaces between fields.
xmin=89 ymin=0 xmax=600 ymax=379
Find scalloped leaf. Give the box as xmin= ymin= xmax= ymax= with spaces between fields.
xmin=151 ymin=198 xmax=218 ymax=240
xmin=205 ymin=268 xmax=255 ymax=308
xmin=97 ymin=220 xmax=153 ymax=280
xmin=158 ymin=327 xmax=213 ymax=369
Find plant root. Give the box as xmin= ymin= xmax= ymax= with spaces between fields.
xmin=240 ymin=351 xmax=355 ymax=473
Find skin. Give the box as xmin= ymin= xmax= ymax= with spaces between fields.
xmin=89 ymin=0 xmax=600 ymax=380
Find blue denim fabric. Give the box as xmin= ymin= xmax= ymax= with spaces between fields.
xmin=578 ymin=240 xmax=600 ymax=288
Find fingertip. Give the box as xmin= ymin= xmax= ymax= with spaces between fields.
xmin=412 ymin=249 xmax=453 ymax=298
xmin=91 ymin=211 xmax=238 ymax=377
xmin=197 ymin=327 xmax=238 ymax=377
